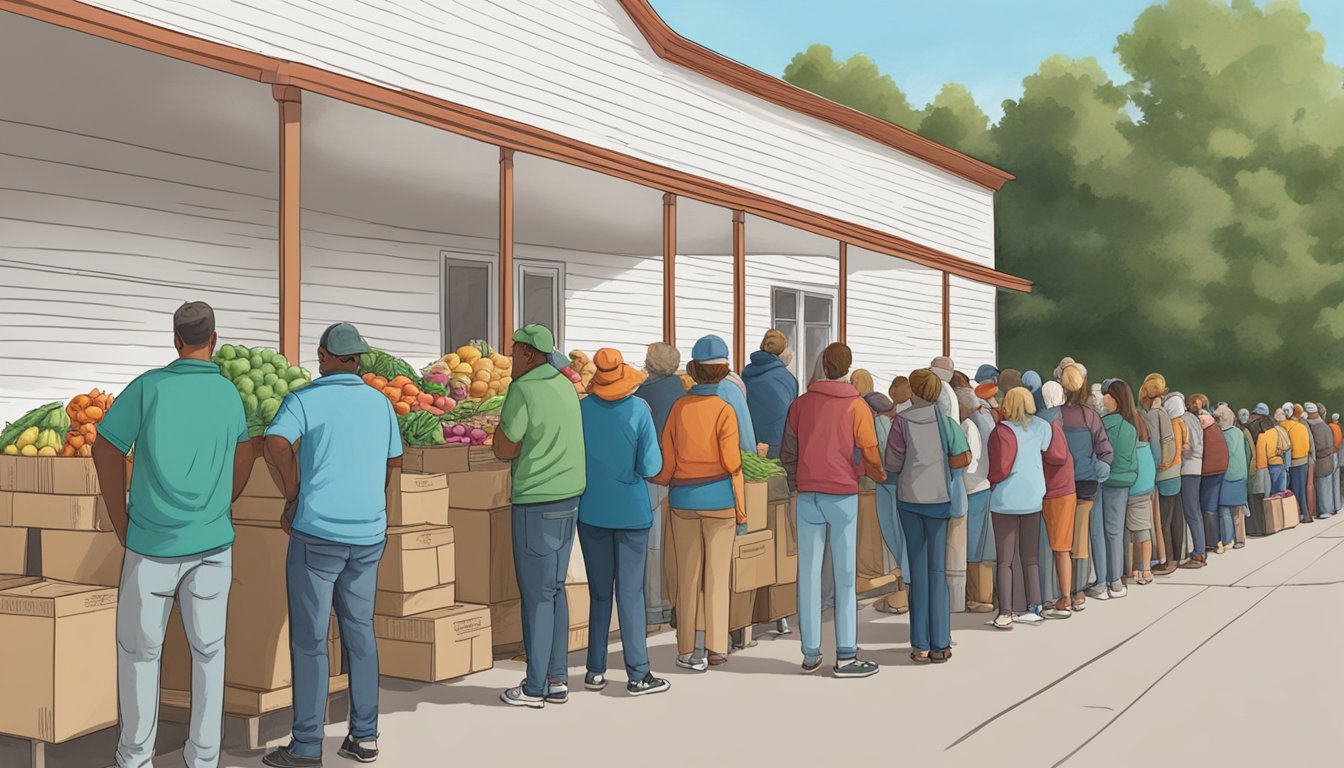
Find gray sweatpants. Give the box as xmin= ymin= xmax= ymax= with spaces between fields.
xmin=115 ymin=547 xmax=232 ymax=768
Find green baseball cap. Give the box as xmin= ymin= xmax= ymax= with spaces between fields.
xmin=511 ymin=324 xmax=555 ymax=353
xmin=319 ymin=322 xmax=371 ymax=356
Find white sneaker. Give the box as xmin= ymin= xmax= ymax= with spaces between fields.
xmin=676 ymin=653 xmax=708 ymax=672
xmin=1108 ymin=584 xmax=1128 ymax=599
xmin=1085 ymin=585 xmax=1110 ymax=600
xmin=1013 ymin=612 xmax=1044 ymax=625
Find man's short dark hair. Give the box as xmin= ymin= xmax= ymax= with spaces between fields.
xmin=174 ymin=301 xmax=216 ymax=346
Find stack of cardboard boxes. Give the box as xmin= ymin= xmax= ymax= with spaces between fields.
xmin=161 ymin=449 xmax=349 ymax=715
xmin=728 ymin=480 xmax=781 ymax=634
xmin=373 ymin=463 xmax=495 ymax=683
xmin=754 ymin=478 xmax=798 ymax=625
xmin=0 ymin=454 xmax=123 ymax=744
xmin=408 ymin=444 xmax=589 ymax=656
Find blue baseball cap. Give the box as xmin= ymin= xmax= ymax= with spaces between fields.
xmin=1253 ymin=403 xmax=1269 ymax=416
xmin=975 ymin=364 xmax=999 ymax=384
xmin=691 ymin=335 xmax=730 ymax=364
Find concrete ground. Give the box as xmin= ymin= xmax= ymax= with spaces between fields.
xmin=11 ymin=513 xmax=1343 ymax=768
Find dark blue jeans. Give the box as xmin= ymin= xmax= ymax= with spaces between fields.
xmin=1180 ymin=475 xmax=1206 ymax=556
xmin=899 ymin=509 xmax=950 ymax=652
xmin=286 ymin=532 xmax=385 ymax=758
xmin=577 ymin=522 xmax=651 ymax=681
xmin=1289 ymin=464 xmax=1309 ymax=521
xmin=513 ymin=498 xmax=579 ymax=697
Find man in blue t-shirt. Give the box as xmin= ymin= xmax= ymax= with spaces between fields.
xmin=261 ymin=323 xmax=401 ymax=768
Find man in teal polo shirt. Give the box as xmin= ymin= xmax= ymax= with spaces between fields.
xmin=494 ymin=324 xmax=587 ymax=708
xmin=93 ymin=301 xmax=253 ymax=768
xmin=261 ymin=322 xmax=401 ymax=768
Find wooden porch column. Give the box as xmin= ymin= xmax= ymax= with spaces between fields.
xmin=663 ymin=193 xmax=677 ymax=347
xmin=500 ymin=148 xmax=515 ymax=353
xmin=732 ymin=209 xmax=746 ymax=370
xmin=274 ymin=85 xmax=301 ymax=362
xmin=838 ymin=242 xmax=848 ymax=345
xmin=942 ymin=271 xmax=951 ymax=357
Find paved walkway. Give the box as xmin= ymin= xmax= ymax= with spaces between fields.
xmin=15 ymin=514 xmax=1344 ymax=767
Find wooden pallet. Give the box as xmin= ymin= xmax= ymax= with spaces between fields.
xmin=159 ymin=675 xmax=349 ymax=751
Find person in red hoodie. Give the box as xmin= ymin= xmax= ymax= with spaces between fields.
xmin=780 ymin=343 xmax=885 ymax=678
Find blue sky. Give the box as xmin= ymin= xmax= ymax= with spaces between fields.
xmin=648 ymin=0 xmax=1344 ymax=120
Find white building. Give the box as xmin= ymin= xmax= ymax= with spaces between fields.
xmin=0 ymin=0 xmax=1028 ymax=412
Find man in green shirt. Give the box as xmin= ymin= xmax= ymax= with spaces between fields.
xmin=494 ymin=324 xmax=586 ymax=708
xmin=93 ymin=301 xmax=253 ymax=768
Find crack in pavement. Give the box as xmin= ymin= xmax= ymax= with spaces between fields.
xmin=1050 ymin=536 xmax=1344 ymax=767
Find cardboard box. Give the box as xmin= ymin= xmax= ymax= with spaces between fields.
xmin=40 ymin=530 xmax=124 ymax=587
xmin=766 ymin=476 xmax=791 ymax=503
xmin=729 ymin=587 xmax=757 ymax=632
xmin=744 ymin=481 xmax=768 ymax=533
xmin=218 ymin=523 xmax=292 ymax=690
xmin=231 ymin=495 xmax=285 ymax=524
xmin=163 ymin=603 xmax=339 ymax=694
xmin=731 ymin=530 xmax=776 ymax=593
xmin=753 ymin=582 xmax=797 ymax=624
xmin=0 ymin=455 xmax=100 ymax=494
xmin=162 ymin=675 xmax=348 ymax=717
xmin=0 ymin=490 xmax=12 ymax=526
xmin=766 ymin=501 xmax=797 ymax=585
xmin=403 ymin=444 xmax=470 ymax=476
xmin=490 ymin=599 xmax=522 ymax=648
xmin=489 ymin=584 xmax=589 ymax=651
xmin=239 ymin=455 xmax=285 ymax=499
xmin=375 ymin=582 xmax=457 ymax=618
xmin=375 ymin=602 xmax=493 ymax=682
xmin=469 ymin=445 xmax=508 ymax=470
xmin=379 ymin=525 xmax=456 ymax=593
xmin=0 ymin=580 xmax=118 ymax=742
xmin=857 ymin=490 xmax=898 ymax=592
xmin=391 ymin=474 xmax=451 ymax=527
xmin=446 ymin=468 xmax=511 ymax=511
xmin=446 ymin=506 xmax=518 ymax=604
xmin=11 ymin=492 xmax=111 ymax=531
xmin=0 ymin=526 xmax=26 ymax=575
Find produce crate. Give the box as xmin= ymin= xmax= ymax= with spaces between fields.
xmin=0 ymin=579 xmax=118 ymax=743
xmin=0 ymin=490 xmax=12 ymax=525
xmin=753 ymin=583 xmax=798 ymax=624
xmin=446 ymin=468 xmax=510 ymax=511
xmin=374 ymin=582 xmax=457 ymax=618
xmin=765 ymin=500 xmax=797 ymax=585
xmin=402 ymin=444 xmax=470 ymax=476
xmin=0 ymin=454 xmax=130 ymax=495
xmin=375 ymin=602 xmax=493 ymax=682
xmin=0 ymin=527 xmax=26 ymax=574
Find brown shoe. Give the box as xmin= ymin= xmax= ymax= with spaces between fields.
xmin=1178 ymin=558 xmax=1205 ymax=569
xmin=1153 ymin=562 xmax=1178 ymax=576
xmin=707 ymin=653 xmax=728 ymax=666
xmin=966 ymin=601 xmax=996 ymax=614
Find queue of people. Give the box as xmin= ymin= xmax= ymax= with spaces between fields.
xmin=94 ymin=304 xmax=1338 ymax=767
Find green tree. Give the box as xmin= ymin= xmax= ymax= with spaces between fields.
xmin=784 ymin=0 xmax=1344 ymax=407
xmin=783 ymin=45 xmax=925 ymax=130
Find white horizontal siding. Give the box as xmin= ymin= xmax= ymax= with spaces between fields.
xmin=549 ymin=247 xmax=662 ymax=369
xmin=846 ymin=247 xmax=943 ymax=387
xmin=948 ymin=274 xmax=997 ymax=375
xmin=84 ymin=0 xmax=997 ymax=267
xmin=0 ymin=119 xmax=279 ymax=415
xmin=674 ymin=254 xmax=733 ymax=364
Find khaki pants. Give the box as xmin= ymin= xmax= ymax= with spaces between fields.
xmin=670 ymin=508 xmax=736 ymax=655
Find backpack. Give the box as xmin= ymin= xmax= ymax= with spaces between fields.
xmin=1273 ymin=425 xmax=1291 ymax=459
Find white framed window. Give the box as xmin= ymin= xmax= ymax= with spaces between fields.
xmin=514 ymin=260 xmax=565 ymax=349
xmin=442 ymin=251 xmax=497 ymax=350
xmin=771 ymin=287 xmax=834 ymax=390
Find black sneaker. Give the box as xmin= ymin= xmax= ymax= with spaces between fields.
xmin=833 ymin=658 xmax=879 ymax=678
xmin=584 ymin=672 xmax=607 ymax=691
xmin=545 ymin=679 xmax=569 ymax=704
xmin=627 ymin=673 xmax=671 ymax=696
xmin=338 ymin=735 xmax=379 ymax=763
xmin=262 ymin=746 xmax=322 ymax=768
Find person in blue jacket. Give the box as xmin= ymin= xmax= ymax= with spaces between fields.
xmin=693 ymin=335 xmax=756 ymax=451
xmin=578 ymin=348 xmax=671 ymax=697
xmin=741 ymin=329 xmax=798 ymax=459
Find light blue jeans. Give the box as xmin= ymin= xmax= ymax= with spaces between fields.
xmin=1269 ymin=464 xmax=1288 ymax=495
xmin=286 ymin=532 xmax=384 ymax=759
xmin=796 ymin=492 xmax=859 ymax=663
xmin=116 ymin=546 xmax=232 ymax=768
xmin=875 ymin=482 xmax=909 ymax=579
xmin=1093 ymin=486 xmax=1129 ymax=586
xmin=1217 ymin=506 xmax=1236 ymax=546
